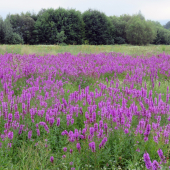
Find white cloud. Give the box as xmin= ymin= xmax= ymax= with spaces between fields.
xmin=140 ymin=1 xmax=170 ymax=20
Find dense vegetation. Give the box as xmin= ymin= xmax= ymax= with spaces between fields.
xmin=0 ymin=8 xmax=170 ymax=45
xmin=0 ymin=51 xmax=170 ymax=169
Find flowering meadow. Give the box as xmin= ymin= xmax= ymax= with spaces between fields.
xmin=0 ymin=51 xmax=170 ymax=169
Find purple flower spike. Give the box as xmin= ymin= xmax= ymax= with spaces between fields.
xmin=63 ymin=147 xmax=67 ymax=152
xmin=89 ymin=142 xmax=96 ymax=152
xmin=70 ymin=149 xmax=73 ymax=154
xmin=70 ymin=162 xmax=73 ymax=165
xmin=28 ymin=130 xmax=32 ymax=140
xmin=157 ymin=149 xmax=166 ymax=163
xmin=152 ymin=160 xmax=161 ymax=170
xmin=8 ymin=131 xmax=13 ymax=140
xmin=76 ymin=143 xmax=81 ymax=152
xmin=56 ymin=117 xmax=60 ymax=126
xmin=50 ymin=156 xmax=54 ymax=163
xmin=143 ymin=152 xmax=152 ymax=169
xmin=124 ymin=129 xmax=129 ymax=134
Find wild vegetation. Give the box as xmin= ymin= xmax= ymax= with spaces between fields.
xmin=0 ymin=8 xmax=170 ymax=46
xmin=0 ymin=44 xmax=170 ymax=56
xmin=0 ymin=45 xmax=170 ymax=169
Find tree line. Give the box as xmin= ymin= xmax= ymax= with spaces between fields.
xmin=0 ymin=8 xmax=170 ymax=45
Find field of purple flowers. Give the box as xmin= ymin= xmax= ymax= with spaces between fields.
xmin=0 ymin=51 xmax=170 ymax=169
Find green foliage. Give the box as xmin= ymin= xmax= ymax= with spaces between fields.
xmin=33 ymin=8 xmax=58 ymax=45
xmin=6 ymin=14 xmax=35 ymax=44
xmin=109 ymin=15 xmax=131 ymax=44
xmin=82 ymin=39 xmax=89 ymax=45
xmin=12 ymin=32 xmax=24 ymax=44
xmin=164 ymin=21 xmax=170 ymax=29
xmin=58 ymin=42 xmax=67 ymax=46
xmin=125 ymin=15 xmax=156 ymax=45
xmin=153 ymin=27 xmax=170 ymax=45
xmin=53 ymin=8 xmax=85 ymax=45
xmin=56 ymin=31 xmax=67 ymax=44
xmin=3 ymin=19 xmax=14 ymax=44
xmin=0 ymin=16 xmax=5 ymax=44
xmin=119 ymin=14 xmax=132 ymax=22
xmin=2 ymin=19 xmax=23 ymax=44
xmin=144 ymin=20 xmax=157 ymax=44
xmin=33 ymin=7 xmax=85 ymax=45
xmin=64 ymin=9 xmax=85 ymax=45
xmin=82 ymin=9 xmax=115 ymax=45
xmin=115 ymin=37 xmax=126 ymax=44
xmin=1 ymin=8 xmax=170 ymax=45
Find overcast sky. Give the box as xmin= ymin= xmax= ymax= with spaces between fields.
xmin=0 ymin=0 xmax=169 ymax=25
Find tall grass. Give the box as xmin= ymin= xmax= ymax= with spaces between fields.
xmin=0 ymin=44 xmax=170 ymax=56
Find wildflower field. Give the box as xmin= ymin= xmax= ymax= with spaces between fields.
xmin=0 ymin=46 xmax=170 ymax=169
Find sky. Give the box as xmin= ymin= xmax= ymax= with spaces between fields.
xmin=0 ymin=0 xmax=169 ymax=25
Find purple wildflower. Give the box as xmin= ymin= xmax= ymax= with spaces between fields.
xmin=28 ymin=130 xmax=32 ymax=140
xmin=70 ymin=149 xmax=73 ymax=154
xmin=89 ymin=142 xmax=96 ymax=152
xmin=143 ymin=152 xmax=152 ymax=169
xmin=89 ymin=127 xmax=94 ymax=136
xmin=157 ymin=149 xmax=166 ymax=163
xmin=124 ymin=128 xmax=129 ymax=134
xmin=50 ymin=156 xmax=54 ymax=163
xmin=76 ymin=143 xmax=81 ymax=152
xmin=36 ymin=129 xmax=40 ymax=136
xmin=62 ymin=155 xmax=66 ymax=158
xmin=63 ymin=147 xmax=67 ymax=152
xmin=70 ymin=162 xmax=73 ymax=165
xmin=8 ymin=143 xmax=12 ymax=148
xmin=152 ymin=160 xmax=161 ymax=170
xmin=8 ymin=131 xmax=13 ymax=140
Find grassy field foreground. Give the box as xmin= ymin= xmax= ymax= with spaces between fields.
xmin=0 ymin=45 xmax=170 ymax=169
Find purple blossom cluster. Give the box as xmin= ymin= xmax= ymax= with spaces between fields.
xmin=0 ymin=52 xmax=170 ymax=168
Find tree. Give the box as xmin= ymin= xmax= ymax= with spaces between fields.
xmin=24 ymin=11 xmax=38 ymax=21
xmin=64 ymin=9 xmax=85 ymax=45
xmin=153 ymin=27 xmax=170 ymax=45
xmin=82 ymin=9 xmax=115 ymax=45
xmin=52 ymin=8 xmax=85 ymax=45
xmin=109 ymin=14 xmax=133 ymax=44
xmin=3 ymin=18 xmax=23 ymax=44
xmin=164 ymin=21 xmax=170 ymax=29
xmin=125 ymin=15 xmax=156 ymax=45
xmin=56 ymin=31 xmax=67 ymax=44
xmin=33 ymin=8 xmax=58 ymax=44
xmin=137 ymin=10 xmax=145 ymax=20
xmin=150 ymin=21 xmax=170 ymax=45
xmin=119 ymin=14 xmax=132 ymax=22
xmin=109 ymin=16 xmax=127 ymax=44
xmin=7 ymin=13 xmax=35 ymax=44
xmin=33 ymin=7 xmax=85 ymax=45
xmin=0 ymin=16 xmax=5 ymax=44
xmin=143 ymin=20 xmax=157 ymax=45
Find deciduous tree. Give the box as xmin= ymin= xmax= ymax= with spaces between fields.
xmin=82 ymin=9 xmax=115 ymax=45
xmin=125 ymin=15 xmax=156 ymax=45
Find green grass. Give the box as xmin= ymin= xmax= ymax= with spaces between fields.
xmin=0 ymin=44 xmax=170 ymax=56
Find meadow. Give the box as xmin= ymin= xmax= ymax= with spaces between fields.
xmin=0 ymin=45 xmax=170 ymax=170
xmin=0 ymin=44 xmax=170 ymax=56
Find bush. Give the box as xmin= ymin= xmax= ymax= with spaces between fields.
xmin=58 ymin=42 xmax=67 ymax=46
xmin=12 ymin=32 xmax=24 ymax=44
xmin=56 ymin=31 xmax=67 ymax=44
xmin=115 ymin=37 xmax=126 ymax=44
